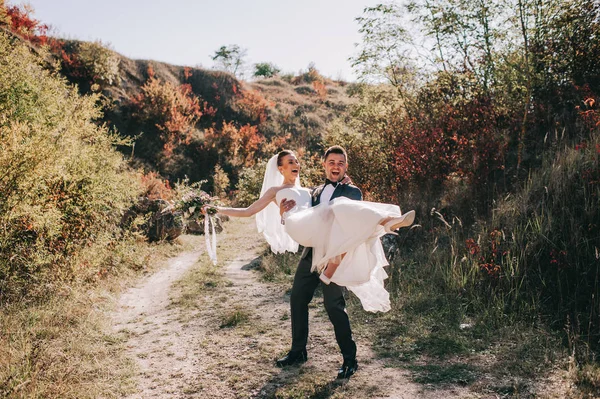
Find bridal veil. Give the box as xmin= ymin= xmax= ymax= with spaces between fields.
xmin=255 ymin=154 xmax=301 ymax=253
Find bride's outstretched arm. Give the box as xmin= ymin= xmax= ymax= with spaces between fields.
xmin=204 ymin=187 xmax=277 ymax=218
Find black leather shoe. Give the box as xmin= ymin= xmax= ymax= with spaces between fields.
xmin=276 ymin=349 xmax=307 ymax=367
xmin=337 ymin=358 xmax=358 ymax=379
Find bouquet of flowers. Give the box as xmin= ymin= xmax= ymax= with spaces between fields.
xmin=171 ymin=180 xmax=220 ymax=264
xmin=173 ymin=185 xmax=218 ymax=224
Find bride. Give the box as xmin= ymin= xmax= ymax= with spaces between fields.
xmin=205 ymin=149 xmax=414 ymax=312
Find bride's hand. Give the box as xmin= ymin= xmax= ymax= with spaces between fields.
xmin=340 ymin=174 xmax=353 ymax=185
xmin=279 ymin=198 xmax=296 ymax=217
xmin=201 ymin=205 xmax=216 ymax=215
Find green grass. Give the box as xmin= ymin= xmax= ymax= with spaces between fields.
xmin=170 ymin=217 xmax=266 ymax=314
xmin=346 ymin=132 xmax=600 ymax=397
xmin=259 ymin=250 xmax=301 ymax=282
xmin=169 ymin=263 xmax=228 ymax=311
xmin=345 ymin=248 xmax=570 ymax=395
xmin=408 ymin=363 xmax=479 ymax=385
xmin=219 ymin=307 xmax=251 ymax=328
xmin=571 ymin=363 xmax=600 ymax=397
xmin=270 ymin=374 xmax=346 ymax=399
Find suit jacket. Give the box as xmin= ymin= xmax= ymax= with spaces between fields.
xmin=300 ymin=182 xmax=363 ymax=261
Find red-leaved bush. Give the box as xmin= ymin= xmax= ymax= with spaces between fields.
xmin=5 ymin=5 xmax=48 ymax=46
xmin=130 ymin=67 xmax=215 ymax=155
xmin=204 ymin=122 xmax=264 ymax=167
xmin=576 ymin=85 xmax=600 ymax=131
xmin=140 ymin=171 xmax=174 ymax=200
xmin=233 ymin=88 xmax=272 ymax=124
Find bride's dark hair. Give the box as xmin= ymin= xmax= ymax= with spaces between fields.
xmin=277 ymin=150 xmax=295 ymax=166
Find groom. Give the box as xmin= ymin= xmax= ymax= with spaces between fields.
xmin=276 ymin=145 xmax=361 ymax=379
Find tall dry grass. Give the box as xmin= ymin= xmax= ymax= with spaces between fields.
xmin=0 ymin=237 xmax=187 ymax=399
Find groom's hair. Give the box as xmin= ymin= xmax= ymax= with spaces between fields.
xmin=277 ymin=149 xmax=295 ymax=166
xmin=323 ymin=145 xmax=347 ymax=162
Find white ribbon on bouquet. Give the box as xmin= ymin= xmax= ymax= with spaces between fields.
xmin=204 ymin=214 xmax=218 ymax=265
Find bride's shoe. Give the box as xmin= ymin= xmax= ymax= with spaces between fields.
xmin=383 ymin=210 xmax=415 ymax=235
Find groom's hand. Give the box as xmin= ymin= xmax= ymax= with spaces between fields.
xmin=279 ymin=198 xmax=296 ymax=217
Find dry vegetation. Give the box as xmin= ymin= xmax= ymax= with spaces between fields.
xmin=1 ymin=1 xmax=600 ymax=397
xmin=0 ymin=238 xmax=188 ymax=398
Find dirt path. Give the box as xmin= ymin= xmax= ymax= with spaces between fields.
xmin=112 ymin=219 xmax=479 ymax=398
xmin=112 ymin=250 xmax=205 ymax=398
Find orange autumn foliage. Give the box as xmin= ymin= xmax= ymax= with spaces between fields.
xmin=234 ymin=88 xmax=273 ymax=124
xmin=204 ymin=122 xmax=264 ymax=167
xmin=312 ymin=80 xmax=327 ymax=100
xmin=140 ymin=171 xmax=174 ymax=200
xmin=131 ymin=68 xmax=215 ymax=155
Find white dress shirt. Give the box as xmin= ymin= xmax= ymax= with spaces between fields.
xmin=320 ymin=183 xmax=337 ymax=204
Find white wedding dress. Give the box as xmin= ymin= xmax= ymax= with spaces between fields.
xmin=276 ymin=187 xmax=401 ymax=312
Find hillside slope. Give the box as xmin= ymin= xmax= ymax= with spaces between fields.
xmin=54 ymin=41 xmax=356 ymax=188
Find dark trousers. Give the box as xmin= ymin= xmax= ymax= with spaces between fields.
xmin=290 ymin=250 xmax=357 ymax=361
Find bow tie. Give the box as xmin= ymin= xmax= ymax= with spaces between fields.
xmin=325 ymin=178 xmax=339 ymax=187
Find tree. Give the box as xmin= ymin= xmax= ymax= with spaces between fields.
xmin=407 ymin=0 xmax=507 ymax=93
xmin=253 ymin=62 xmax=280 ymax=78
xmin=350 ymin=3 xmax=416 ymax=92
xmin=212 ymin=44 xmax=247 ymax=78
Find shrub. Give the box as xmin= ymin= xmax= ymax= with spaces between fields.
xmin=254 ymin=62 xmax=280 ymax=78
xmin=496 ymin=129 xmax=600 ymax=356
xmin=204 ymin=122 xmax=264 ymax=168
xmin=295 ymin=85 xmax=315 ymax=95
xmin=77 ymin=40 xmax=120 ymax=88
xmin=296 ymin=150 xmax=326 ymax=188
xmin=140 ymin=171 xmax=174 ymax=200
xmin=130 ymin=67 xmax=213 ymax=156
xmin=0 ymin=32 xmax=140 ymax=302
xmin=233 ymin=87 xmax=272 ymax=124
xmin=122 ymin=175 xmax=216 ymax=243
xmin=4 ymin=4 xmax=48 ymax=46
xmin=291 ymin=63 xmax=325 ymax=85
xmin=50 ymin=39 xmax=87 ymax=84
xmin=2 ymin=5 xmax=118 ymax=91
xmin=279 ymin=73 xmax=295 ymax=84
xmin=326 ymin=83 xmax=506 ymax=213
xmin=212 ymin=164 xmax=230 ymax=199
xmin=422 ymin=127 xmax=600 ymax=358
xmin=233 ymin=159 xmax=267 ymax=207
xmin=312 ymin=80 xmax=327 ymax=100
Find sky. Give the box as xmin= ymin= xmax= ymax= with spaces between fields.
xmin=17 ymin=0 xmax=383 ymax=81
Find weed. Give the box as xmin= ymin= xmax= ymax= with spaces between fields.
xmin=220 ymin=307 xmax=251 ymax=328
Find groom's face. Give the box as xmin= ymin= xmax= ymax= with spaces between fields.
xmin=323 ymin=153 xmax=347 ymax=183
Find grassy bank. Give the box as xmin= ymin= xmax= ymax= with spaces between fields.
xmin=0 ymin=238 xmax=188 ymax=399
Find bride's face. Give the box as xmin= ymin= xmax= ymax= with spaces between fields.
xmin=278 ymin=154 xmax=300 ymax=181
